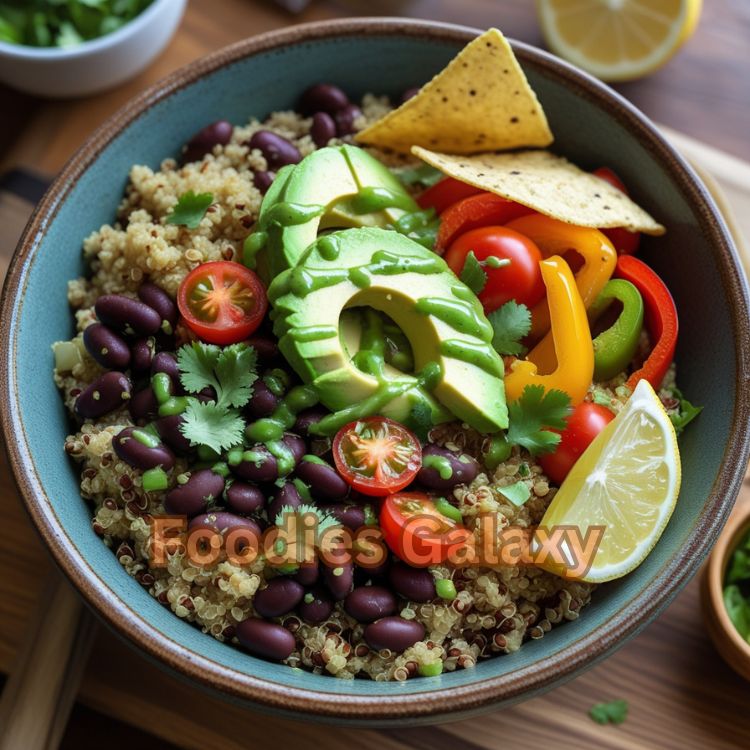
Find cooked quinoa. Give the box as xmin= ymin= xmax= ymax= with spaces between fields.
xmin=54 ymin=95 xmax=682 ymax=680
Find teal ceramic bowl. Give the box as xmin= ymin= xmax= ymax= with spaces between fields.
xmin=2 ymin=19 xmax=749 ymax=725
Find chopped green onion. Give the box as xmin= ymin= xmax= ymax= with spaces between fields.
xmin=142 ymin=467 xmax=168 ymax=492
xmin=435 ymin=497 xmax=462 ymax=523
xmin=418 ymin=662 xmax=444 ymax=677
xmin=435 ymin=578 xmax=457 ymax=600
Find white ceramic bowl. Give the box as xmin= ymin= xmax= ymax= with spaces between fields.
xmin=0 ymin=0 xmax=186 ymax=98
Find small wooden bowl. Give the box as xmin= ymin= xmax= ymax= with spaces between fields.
xmin=701 ymin=502 xmax=750 ymax=681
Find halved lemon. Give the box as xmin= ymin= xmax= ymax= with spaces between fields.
xmin=537 ymin=379 xmax=681 ymax=582
xmin=536 ymin=0 xmax=702 ymax=82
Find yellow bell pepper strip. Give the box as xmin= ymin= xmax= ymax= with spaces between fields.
xmin=504 ymin=255 xmax=594 ymax=405
xmin=504 ymin=215 xmax=617 ymax=360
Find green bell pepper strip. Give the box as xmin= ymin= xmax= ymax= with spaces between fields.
xmin=589 ymin=279 xmax=644 ymax=381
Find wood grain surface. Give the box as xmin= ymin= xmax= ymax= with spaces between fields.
xmin=1 ymin=1 xmax=750 ymax=748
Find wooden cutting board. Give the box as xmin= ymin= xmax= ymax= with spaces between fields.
xmin=1 ymin=130 xmax=749 ymax=750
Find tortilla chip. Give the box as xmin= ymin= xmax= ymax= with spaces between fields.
xmin=412 ymin=147 xmax=665 ymax=235
xmin=355 ymin=28 xmax=553 ymax=155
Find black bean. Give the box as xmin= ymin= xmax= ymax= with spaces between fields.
xmin=344 ymin=586 xmax=397 ymax=623
xmin=189 ymin=512 xmax=261 ymax=552
xmin=293 ymin=407 xmax=328 ymax=437
xmin=182 ymin=120 xmax=233 ymax=163
xmin=310 ymin=111 xmax=337 ymax=147
xmin=322 ymin=561 xmax=354 ymax=601
xmin=130 ymin=337 xmax=154 ymax=375
xmin=300 ymin=83 xmax=350 ymax=115
xmin=294 ymin=559 xmax=319 ymax=586
xmin=247 ymin=130 xmax=301 ymax=169
xmin=298 ymin=586 xmax=333 ymax=624
xmin=244 ymin=335 xmax=279 ymax=364
xmin=164 ymin=469 xmax=224 ymax=517
xmin=389 ymin=562 xmax=436 ymax=603
xmin=283 ymin=433 xmax=306 ymax=464
xmin=400 ymin=86 xmax=420 ymax=104
xmin=195 ymin=386 xmax=216 ymax=403
xmin=296 ymin=456 xmax=348 ymax=499
xmin=417 ymin=444 xmax=480 ymax=491
xmin=76 ymin=372 xmax=132 ymax=419
xmin=266 ymin=481 xmax=301 ymax=526
xmin=95 ymin=294 xmax=162 ymax=336
xmin=355 ymin=555 xmax=390 ymax=587
xmin=129 ymin=386 xmax=158 ymax=424
xmin=254 ymin=578 xmax=305 ymax=618
xmin=83 ymin=323 xmax=131 ymax=370
xmin=151 ymin=351 xmax=181 ymax=386
xmin=253 ymin=170 xmax=276 ymax=193
xmin=318 ymin=502 xmax=366 ymax=531
xmin=232 ymin=445 xmax=278 ymax=484
xmin=236 ymin=618 xmax=295 ymax=661
xmin=245 ymin=380 xmax=279 ymax=419
xmin=334 ymin=104 xmax=362 ymax=136
xmin=364 ymin=617 xmax=425 ymax=652
xmin=113 ymin=426 xmax=174 ymax=472
xmin=225 ymin=481 xmax=266 ymax=515
xmin=155 ymin=414 xmax=192 ymax=453
xmin=137 ymin=282 xmax=177 ymax=330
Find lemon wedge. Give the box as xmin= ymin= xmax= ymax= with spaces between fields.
xmin=536 ymin=0 xmax=702 ymax=82
xmin=537 ymin=379 xmax=681 ymax=582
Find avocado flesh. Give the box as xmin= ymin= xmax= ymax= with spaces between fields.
xmin=256 ymin=145 xmax=419 ymax=280
xmin=269 ymin=227 xmax=508 ymax=433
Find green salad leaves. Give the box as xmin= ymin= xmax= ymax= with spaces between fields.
xmin=0 ymin=0 xmax=154 ymax=48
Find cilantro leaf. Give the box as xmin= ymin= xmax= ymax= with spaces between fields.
xmin=179 ymin=400 xmax=245 ymax=453
xmin=215 ymin=344 xmax=258 ymax=408
xmin=668 ymin=387 xmax=702 ymax=434
xmin=589 ymin=699 xmax=629 ymax=725
xmin=497 ymin=480 xmax=530 ymax=507
xmin=166 ymin=191 xmax=214 ymax=229
xmin=394 ymin=164 xmax=443 ymax=188
xmin=459 ymin=251 xmax=487 ymax=294
xmin=178 ymin=341 xmax=257 ymax=410
xmin=506 ymin=385 xmax=572 ymax=456
xmin=408 ymin=401 xmax=434 ymax=442
xmin=178 ymin=341 xmax=221 ymax=394
xmin=487 ymin=301 xmax=531 ymax=356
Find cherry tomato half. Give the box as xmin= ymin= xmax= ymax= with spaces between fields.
xmin=177 ymin=261 xmax=268 ymax=345
xmin=539 ymin=402 xmax=615 ymax=485
xmin=593 ymin=167 xmax=641 ymax=256
xmin=332 ymin=417 xmax=421 ymax=497
xmin=417 ymin=177 xmax=482 ymax=214
xmin=445 ymin=226 xmax=546 ymax=312
xmin=380 ymin=492 xmax=471 ymax=567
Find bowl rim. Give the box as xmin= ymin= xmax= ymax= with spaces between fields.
xmin=2 ymin=16 xmax=750 ymax=722
xmin=0 ymin=0 xmax=184 ymax=60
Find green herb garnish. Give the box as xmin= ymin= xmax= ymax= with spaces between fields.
xmin=506 ymin=385 xmax=572 ymax=456
xmin=0 ymin=0 xmax=154 ymax=48
xmin=723 ymin=528 xmax=750 ymax=641
xmin=394 ymin=164 xmax=443 ymax=188
xmin=668 ymin=386 xmax=702 ymax=434
xmin=176 ymin=342 xmax=257 ymax=453
xmin=589 ymin=699 xmax=629 ymax=725
xmin=458 ymin=251 xmax=487 ymax=294
xmin=166 ymin=191 xmax=214 ymax=229
xmin=487 ymin=300 xmax=531 ymax=356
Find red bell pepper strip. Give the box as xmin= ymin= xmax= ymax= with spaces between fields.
xmin=614 ymin=255 xmax=678 ymax=390
xmin=416 ymin=177 xmax=482 ymax=214
xmin=435 ymin=192 xmax=535 ymax=252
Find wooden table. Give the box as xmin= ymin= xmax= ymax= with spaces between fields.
xmin=1 ymin=1 xmax=750 ymax=748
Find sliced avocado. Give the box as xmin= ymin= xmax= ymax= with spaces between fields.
xmin=268 ymin=227 xmax=508 ymax=433
xmin=253 ymin=146 xmax=419 ymax=280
